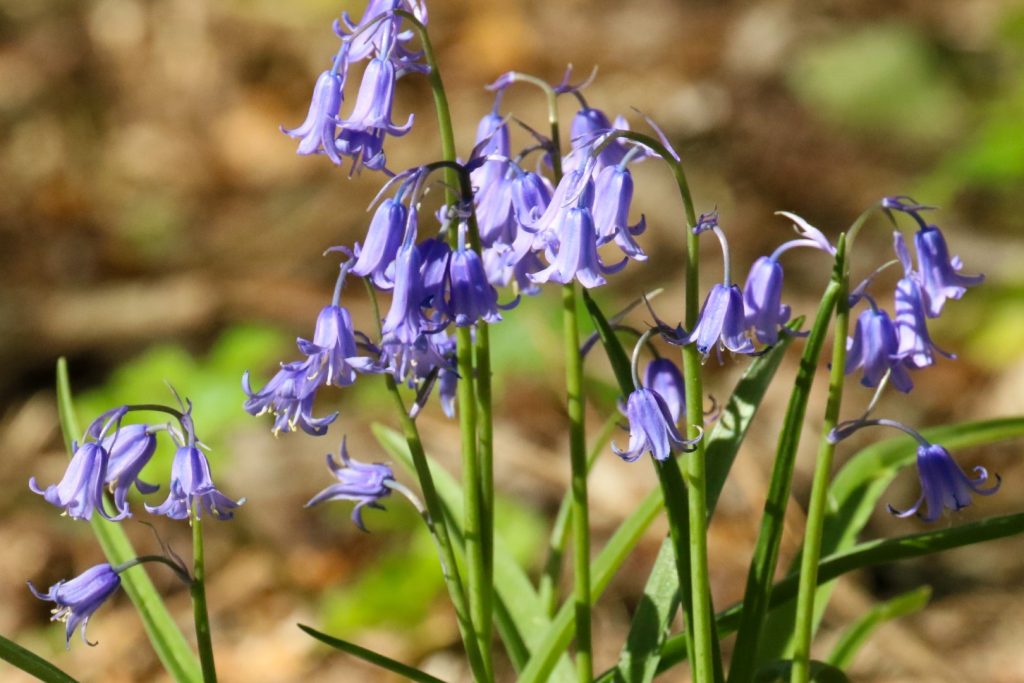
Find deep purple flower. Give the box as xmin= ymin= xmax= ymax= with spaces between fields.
xmin=350 ymin=198 xmax=407 ymax=288
xmin=341 ymin=57 xmax=413 ymax=137
xmin=382 ymin=244 xmax=433 ymax=344
xmin=447 ymin=245 xmax=509 ymax=326
xmin=592 ymin=164 xmax=646 ymax=260
xmin=100 ymin=424 xmax=159 ymax=516
xmin=914 ymin=224 xmax=983 ymax=317
xmin=297 ymin=305 xmax=378 ymax=388
xmin=30 ymin=442 xmax=121 ymax=522
xmin=242 ymin=359 xmax=339 ymax=436
xmin=281 ymin=70 xmax=345 ymax=164
xmin=890 ymin=443 xmax=1000 ymax=523
xmin=612 ymin=388 xmax=693 ymax=462
xmin=845 ymin=307 xmax=913 ymax=392
xmin=417 ymin=237 xmax=452 ymax=314
xmin=306 ymin=438 xmax=394 ymax=531
xmin=742 ymin=256 xmax=791 ymax=345
xmin=28 ymin=563 xmax=121 ymax=647
xmin=644 ymin=358 xmax=686 ymax=423
xmin=146 ymin=445 xmax=243 ymax=521
xmin=686 ymin=284 xmax=756 ymax=359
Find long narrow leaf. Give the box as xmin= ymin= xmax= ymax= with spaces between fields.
xmin=0 ymin=633 xmax=78 ymax=683
xmin=55 ymin=359 xmax=201 ymax=683
xmin=728 ymin=275 xmax=841 ymax=683
xmin=519 ymin=326 xmax=797 ymax=683
xmin=372 ymin=424 xmax=575 ymax=682
xmin=826 ymin=586 xmax=930 ymax=669
xmin=298 ymin=624 xmax=446 ymax=683
xmin=659 ymin=510 xmax=1024 ymax=672
xmin=758 ymin=416 xmax=1024 ymax=662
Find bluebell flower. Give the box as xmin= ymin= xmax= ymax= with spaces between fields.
xmin=341 ymin=57 xmax=414 ymax=138
xmin=564 ymin=106 xmax=627 ymax=172
xmin=686 ymin=284 xmax=756 ymax=360
xmin=335 ymin=127 xmax=388 ymax=172
xmin=382 ymin=330 xmax=454 ymax=388
xmin=844 ymin=307 xmax=913 ymax=392
xmin=350 ymin=197 xmax=407 ymax=288
xmin=297 ymin=305 xmax=379 ymax=388
xmin=742 ymin=256 xmax=790 ymax=346
xmin=28 ymin=563 xmax=121 ymax=647
xmin=447 ymin=244 xmax=510 ymax=326
xmin=242 ymin=359 xmax=339 ymax=436
xmin=281 ymin=70 xmax=346 ymax=165
xmin=643 ymin=357 xmax=686 ymax=423
xmin=30 ymin=441 xmax=117 ymax=522
xmin=592 ymin=164 xmax=646 ymax=260
xmin=100 ymin=424 xmax=159 ymax=517
xmin=612 ymin=388 xmax=694 ymax=462
xmin=305 ymin=438 xmax=394 ymax=531
xmin=890 ymin=443 xmax=1000 ymax=522
xmin=382 ymin=244 xmax=433 ymax=344
xmin=914 ymin=224 xmax=983 ymax=317
xmin=530 ymin=205 xmax=625 ymax=289
xmin=146 ymin=445 xmax=244 ymax=521
xmin=417 ymin=237 xmax=452 ymax=315
xmin=336 ymin=0 xmax=427 ymax=66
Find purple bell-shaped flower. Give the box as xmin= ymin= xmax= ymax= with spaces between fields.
xmin=305 ymin=437 xmax=395 ymax=531
xmin=281 ymin=70 xmax=345 ymax=164
xmin=844 ymin=307 xmax=913 ymax=393
xmin=742 ymin=256 xmax=791 ymax=345
xmin=914 ymin=224 xmax=983 ymax=317
xmin=686 ymin=284 xmax=756 ymax=360
xmin=28 ymin=563 xmax=122 ymax=647
xmin=146 ymin=445 xmax=244 ymax=521
xmin=350 ymin=197 xmax=407 ymax=288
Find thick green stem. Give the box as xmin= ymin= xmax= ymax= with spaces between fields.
xmin=791 ymin=234 xmax=850 ymax=682
xmin=190 ymin=516 xmax=217 ymax=683
xmin=562 ymin=282 xmax=593 ymax=683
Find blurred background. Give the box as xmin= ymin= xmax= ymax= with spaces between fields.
xmin=2 ymin=0 xmax=1024 ymax=680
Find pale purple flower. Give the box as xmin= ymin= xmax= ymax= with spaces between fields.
xmin=30 ymin=441 xmax=118 ymax=522
xmin=100 ymin=424 xmax=159 ymax=516
xmin=417 ymin=237 xmax=452 ymax=314
xmin=894 ymin=275 xmax=954 ymax=369
xmin=341 ymin=57 xmax=413 ymax=137
xmin=686 ymin=284 xmax=756 ymax=359
xmin=914 ymin=224 xmax=983 ymax=317
xmin=742 ymin=256 xmax=791 ymax=345
xmin=281 ymin=70 xmax=345 ymax=164
xmin=382 ymin=244 xmax=432 ymax=344
xmin=592 ymin=164 xmax=646 ymax=260
xmin=612 ymin=388 xmax=694 ymax=462
xmin=335 ymin=128 xmax=388 ymax=172
xmin=890 ymin=443 xmax=1000 ymax=523
xmin=242 ymin=358 xmax=339 ymax=436
xmin=644 ymin=358 xmax=686 ymax=423
xmin=146 ymin=445 xmax=243 ymax=521
xmin=306 ymin=438 xmax=394 ymax=531
xmin=297 ymin=305 xmax=378 ymax=388
xmin=350 ymin=198 xmax=407 ymax=288
xmin=447 ymin=245 xmax=509 ymax=326
xmin=336 ymin=0 xmax=427 ymax=65
xmin=28 ymin=563 xmax=121 ymax=647
xmin=530 ymin=206 xmax=625 ymax=289
xmin=845 ymin=307 xmax=913 ymax=392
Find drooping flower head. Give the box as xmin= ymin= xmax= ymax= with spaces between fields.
xmin=892 ymin=232 xmax=955 ymax=369
xmin=592 ymin=162 xmax=647 ymax=261
xmin=831 ymin=418 xmax=999 ymax=523
xmin=146 ymin=434 xmax=243 ymax=522
xmin=844 ymin=306 xmax=913 ymax=393
xmin=350 ymin=197 xmax=408 ymax=288
xmin=28 ymin=563 xmax=122 ymax=648
xmin=243 ymin=358 xmax=339 ymax=436
xmin=643 ymin=357 xmax=686 ymax=424
xmin=686 ymin=284 xmax=756 ymax=360
xmin=297 ymin=303 xmax=379 ymax=389
xmin=306 ymin=437 xmax=395 ymax=531
xmin=281 ymin=70 xmax=346 ymax=164
xmin=100 ymin=424 xmax=159 ymax=517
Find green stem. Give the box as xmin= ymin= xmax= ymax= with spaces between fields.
xmin=791 ymin=234 xmax=850 ymax=683
xmin=190 ymin=516 xmax=217 ymax=683
xmin=562 ymin=282 xmax=593 ymax=683
xmin=401 ymin=13 xmax=494 ymax=677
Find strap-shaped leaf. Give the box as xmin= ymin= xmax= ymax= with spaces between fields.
xmin=55 ymin=359 xmax=202 ymax=683
xmin=0 ymin=633 xmax=78 ymax=683
xmin=826 ymin=586 xmax=930 ymax=669
xmin=757 ymin=416 xmax=1024 ymax=663
xmin=522 ymin=316 xmax=798 ymax=683
xmin=298 ymin=624 xmax=446 ymax=683
xmin=372 ymin=424 xmax=576 ymax=683
xmin=658 ymin=510 xmax=1024 ymax=672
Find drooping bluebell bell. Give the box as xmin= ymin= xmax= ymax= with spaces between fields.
xmin=382 ymin=243 xmax=434 ymax=344
xmin=417 ymin=237 xmax=452 ymax=314
xmin=592 ymin=164 xmax=646 ymax=261
xmin=530 ymin=205 xmax=625 ymax=289
xmin=242 ymin=358 xmax=339 ymax=436
xmin=844 ymin=306 xmax=913 ymax=392
xmin=350 ymin=197 xmax=408 ymax=288
xmin=563 ymin=106 xmax=628 ymax=173
xmin=612 ymin=388 xmax=692 ymax=463
xmin=281 ymin=70 xmax=346 ymax=165
xmin=335 ymin=127 xmax=389 ymax=172
xmin=447 ymin=241 xmax=508 ymax=326
xmin=305 ymin=438 xmax=395 ymax=531
xmin=146 ymin=444 xmax=243 ymax=521
xmin=335 ymin=0 xmax=428 ymax=66
xmin=28 ymin=563 xmax=122 ymax=647
xmin=686 ymin=284 xmax=756 ymax=360
xmin=298 ymin=304 xmax=379 ymax=388
xmin=643 ymin=357 xmax=686 ymax=423
xmin=892 ymin=233 xmax=955 ymax=369
xmin=340 ymin=56 xmax=414 ymax=138
xmin=100 ymin=424 xmax=159 ymax=517
xmin=831 ymin=417 xmax=1000 ymax=523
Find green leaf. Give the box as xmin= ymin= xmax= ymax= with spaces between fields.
xmin=728 ymin=274 xmax=841 ymax=683
xmin=658 ymin=510 xmax=1024 ymax=673
xmin=608 ymin=539 xmax=680 ymax=683
xmin=754 ymin=659 xmax=851 ymax=683
xmin=827 ymin=586 xmax=931 ymax=669
xmin=0 ymin=633 xmax=78 ymax=683
xmin=371 ymin=424 xmax=575 ymax=682
xmin=298 ymin=624 xmax=445 ymax=683
xmin=520 ymin=323 xmax=797 ymax=683
xmin=56 ymin=359 xmax=202 ymax=683
xmin=758 ymin=416 xmax=1024 ymax=662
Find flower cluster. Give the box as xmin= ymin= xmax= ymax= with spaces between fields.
xmin=30 ymin=402 xmax=242 ymax=523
